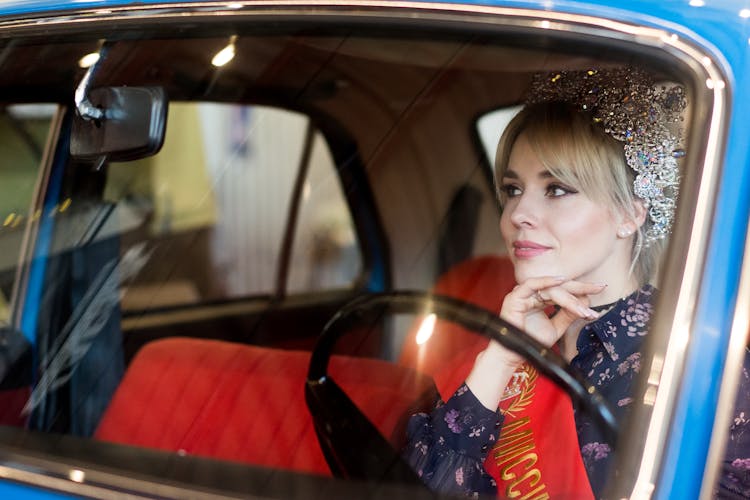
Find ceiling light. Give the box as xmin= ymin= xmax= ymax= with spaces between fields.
xmin=212 ymin=36 xmax=237 ymax=67
xmin=78 ymin=52 xmax=100 ymax=69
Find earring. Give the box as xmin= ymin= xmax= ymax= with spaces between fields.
xmin=618 ymin=228 xmax=632 ymax=238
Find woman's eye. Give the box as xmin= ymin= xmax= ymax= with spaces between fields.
xmin=502 ymin=184 xmax=522 ymax=197
xmin=547 ymin=183 xmax=577 ymax=197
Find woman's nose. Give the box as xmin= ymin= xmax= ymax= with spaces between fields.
xmin=508 ymin=193 xmax=539 ymax=228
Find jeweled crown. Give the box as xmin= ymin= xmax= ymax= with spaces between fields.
xmin=526 ymin=67 xmax=687 ymax=244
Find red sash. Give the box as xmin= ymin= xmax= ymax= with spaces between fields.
xmin=398 ymin=257 xmax=594 ymax=498
xmin=484 ymin=364 xmax=594 ymax=500
xmin=421 ymin=352 xmax=594 ymax=499
xmin=401 ymin=329 xmax=594 ymax=498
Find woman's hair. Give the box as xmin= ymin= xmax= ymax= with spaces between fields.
xmin=494 ymin=101 xmax=665 ymax=285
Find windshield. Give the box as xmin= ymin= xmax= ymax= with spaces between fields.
xmin=0 ymin=22 xmax=702 ymax=498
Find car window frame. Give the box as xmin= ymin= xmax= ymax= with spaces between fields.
xmin=0 ymin=2 xmax=732 ymax=499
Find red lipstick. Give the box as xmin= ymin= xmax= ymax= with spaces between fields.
xmin=512 ymin=240 xmax=550 ymax=259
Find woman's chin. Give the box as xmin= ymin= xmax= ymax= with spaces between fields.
xmin=513 ymin=263 xmax=563 ymax=283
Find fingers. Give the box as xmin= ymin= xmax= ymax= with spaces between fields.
xmin=513 ymin=276 xmax=567 ymax=299
xmin=508 ymin=278 xmax=563 ymax=317
xmin=543 ymin=285 xmax=601 ymax=320
xmin=513 ymin=277 xmax=606 ymax=320
xmin=556 ymin=280 xmax=609 ymax=296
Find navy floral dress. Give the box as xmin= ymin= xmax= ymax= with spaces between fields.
xmin=403 ymin=285 xmax=750 ymax=498
xmin=720 ymin=360 xmax=750 ymax=498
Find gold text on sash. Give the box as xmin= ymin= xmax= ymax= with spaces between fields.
xmin=494 ymin=415 xmax=549 ymax=499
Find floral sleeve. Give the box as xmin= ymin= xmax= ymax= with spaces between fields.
xmin=403 ymin=383 xmax=501 ymax=496
xmin=716 ymin=348 xmax=750 ymax=498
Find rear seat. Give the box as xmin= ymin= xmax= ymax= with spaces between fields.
xmin=95 ymin=337 xmax=434 ymax=475
xmin=96 ymin=255 xmax=514 ymax=473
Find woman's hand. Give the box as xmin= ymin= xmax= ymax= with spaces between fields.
xmin=466 ymin=276 xmax=605 ymax=410
xmin=499 ymin=276 xmax=606 ymax=365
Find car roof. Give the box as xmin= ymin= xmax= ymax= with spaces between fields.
xmin=0 ymin=0 xmax=745 ymax=71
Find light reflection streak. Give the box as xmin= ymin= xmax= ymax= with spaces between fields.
xmin=415 ymin=313 xmax=436 ymax=345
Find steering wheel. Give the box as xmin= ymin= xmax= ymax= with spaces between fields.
xmin=305 ymin=291 xmax=617 ymax=484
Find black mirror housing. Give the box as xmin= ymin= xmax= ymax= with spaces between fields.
xmin=70 ymin=86 xmax=168 ymax=162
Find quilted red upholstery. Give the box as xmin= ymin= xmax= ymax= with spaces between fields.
xmin=95 ymin=337 xmax=434 ymax=475
xmin=398 ymin=255 xmax=516 ymax=398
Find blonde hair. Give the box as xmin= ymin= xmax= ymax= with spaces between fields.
xmin=494 ymin=102 xmax=664 ymax=285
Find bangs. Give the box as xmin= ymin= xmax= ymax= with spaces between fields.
xmin=502 ymin=102 xmax=634 ymax=213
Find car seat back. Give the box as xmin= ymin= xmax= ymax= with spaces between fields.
xmin=96 ymin=337 xmax=434 ymax=475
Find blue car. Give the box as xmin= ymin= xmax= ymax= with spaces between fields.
xmin=0 ymin=0 xmax=746 ymax=498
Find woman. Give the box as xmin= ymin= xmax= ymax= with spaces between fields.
xmin=404 ymin=68 xmax=749 ymax=498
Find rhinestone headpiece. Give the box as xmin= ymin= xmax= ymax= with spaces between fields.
xmin=526 ymin=67 xmax=687 ymax=244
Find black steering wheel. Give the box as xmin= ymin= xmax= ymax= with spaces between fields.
xmin=305 ymin=291 xmax=617 ymax=485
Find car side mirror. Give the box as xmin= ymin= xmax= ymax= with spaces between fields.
xmin=70 ymin=86 xmax=168 ymax=163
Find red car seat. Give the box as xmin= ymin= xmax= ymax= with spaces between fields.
xmin=96 ymin=255 xmax=514 ymax=474
xmin=95 ymin=337 xmax=434 ymax=475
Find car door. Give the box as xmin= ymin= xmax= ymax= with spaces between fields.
xmin=0 ymin=2 xmax=743 ymax=499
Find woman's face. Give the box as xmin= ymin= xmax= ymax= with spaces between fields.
xmin=499 ymin=133 xmax=630 ymax=285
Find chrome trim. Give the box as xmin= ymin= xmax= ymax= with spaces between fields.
xmin=624 ymin=45 xmax=729 ymax=499
xmin=0 ymin=0 xmax=734 ymax=44
xmin=699 ymin=228 xmax=750 ymax=499
xmin=0 ymin=462 xmax=147 ymax=499
xmin=0 ymin=1 xmax=732 ymax=498
xmin=0 ymin=459 xmax=246 ymax=499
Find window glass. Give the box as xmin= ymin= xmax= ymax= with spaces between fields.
xmin=0 ymin=103 xmax=55 ymax=430
xmin=0 ymin=27 xmax=701 ymax=500
xmin=0 ymin=104 xmax=55 ymax=324
xmin=105 ymin=103 xmax=362 ymax=310
xmin=288 ymin=132 xmax=360 ymax=293
xmin=475 ymin=105 xmax=522 ymax=166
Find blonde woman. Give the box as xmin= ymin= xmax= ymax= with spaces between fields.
xmin=405 ymin=68 xmax=750 ymax=498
